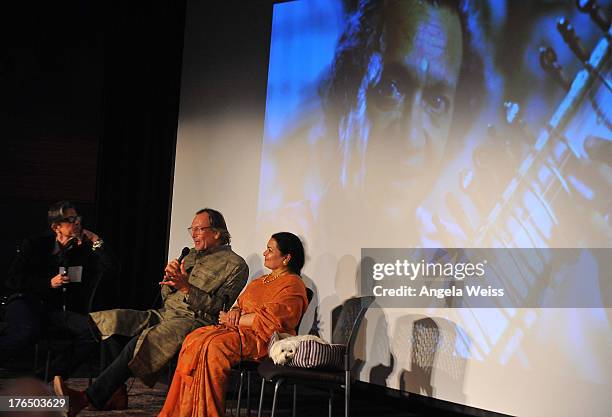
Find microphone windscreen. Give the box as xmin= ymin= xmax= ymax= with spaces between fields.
xmin=178 ymin=247 xmax=191 ymax=263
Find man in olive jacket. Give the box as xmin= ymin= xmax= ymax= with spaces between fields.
xmin=54 ymin=208 xmax=248 ymax=414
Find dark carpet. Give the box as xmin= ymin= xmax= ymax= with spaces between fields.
xmin=0 ymin=373 xmax=472 ymax=417
xmin=0 ymin=350 xmax=482 ymax=417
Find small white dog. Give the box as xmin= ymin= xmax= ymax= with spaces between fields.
xmin=269 ymin=334 xmax=327 ymax=365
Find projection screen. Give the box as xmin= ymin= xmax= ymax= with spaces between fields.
xmin=171 ymin=1 xmax=612 ymax=416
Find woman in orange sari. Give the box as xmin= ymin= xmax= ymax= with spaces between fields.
xmin=159 ymin=232 xmax=308 ymax=417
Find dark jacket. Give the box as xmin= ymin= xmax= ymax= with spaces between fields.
xmin=6 ymin=235 xmax=119 ymax=314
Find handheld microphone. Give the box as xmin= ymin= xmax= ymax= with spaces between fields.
xmin=61 ymin=262 xmax=69 ymax=312
xmin=178 ymin=247 xmax=190 ymax=264
xmin=60 ymin=239 xmax=77 ymax=313
xmin=164 ymin=247 xmax=191 ymax=293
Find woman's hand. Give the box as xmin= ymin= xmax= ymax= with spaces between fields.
xmin=219 ymin=308 xmax=241 ymax=327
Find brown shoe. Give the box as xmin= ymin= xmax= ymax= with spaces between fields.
xmin=102 ymin=383 xmax=128 ymax=410
xmin=53 ymin=376 xmax=89 ymax=417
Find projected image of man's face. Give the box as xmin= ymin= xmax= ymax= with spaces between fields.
xmin=258 ymin=0 xmax=611 ymax=250
xmin=365 ymin=0 xmax=462 ymax=195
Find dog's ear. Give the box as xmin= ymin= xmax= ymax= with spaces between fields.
xmin=269 ymin=343 xmax=283 ymax=364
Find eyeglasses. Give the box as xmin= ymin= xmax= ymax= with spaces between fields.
xmin=61 ymin=215 xmax=82 ymax=224
xmin=187 ymin=226 xmax=212 ymax=235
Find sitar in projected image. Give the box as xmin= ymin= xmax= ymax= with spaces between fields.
xmin=434 ymin=7 xmax=611 ymax=250
xmin=427 ymin=4 xmax=611 ymax=318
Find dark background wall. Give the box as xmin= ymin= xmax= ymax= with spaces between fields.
xmin=0 ymin=0 xmax=274 ymax=310
xmin=0 ymin=1 xmax=105 ymax=299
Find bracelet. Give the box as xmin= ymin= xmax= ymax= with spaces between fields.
xmin=92 ymin=239 xmax=104 ymax=251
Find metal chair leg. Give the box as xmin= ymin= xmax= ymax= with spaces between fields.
xmin=247 ymin=370 xmax=252 ymax=417
xmin=34 ymin=343 xmax=39 ymax=372
xmin=257 ymin=378 xmax=266 ymax=417
xmin=271 ymin=378 xmax=285 ymax=417
xmin=292 ymin=385 xmax=297 ymax=417
xmin=345 ymin=370 xmax=351 ymax=417
xmin=328 ymin=388 xmax=334 ymax=417
xmin=236 ymin=369 xmax=245 ymax=416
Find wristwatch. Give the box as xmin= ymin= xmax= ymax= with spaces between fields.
xmin=92 ymin=239 xmax=104 ymax=251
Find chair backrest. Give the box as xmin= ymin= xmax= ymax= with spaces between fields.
xmin=295 ymin=287 xmax=314 ymax=332
xmin=331 ymin=296 xmax=375 ymax=369
xmin=306 ymin=287 xmax=314 ymax=304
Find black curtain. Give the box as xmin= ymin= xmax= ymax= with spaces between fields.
xmin=95 ymin=0 xmax=276 ymax=309
xmin=0 ymin=0 xmax=274 ymax=307
xmin=95 ymin=0 xmax=187 ymax=309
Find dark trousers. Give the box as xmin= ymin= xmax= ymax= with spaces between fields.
xmin=85 ymin=335 xmax=137 ymax=409
xmin=0 ymin=296 xmax=98 ymax=377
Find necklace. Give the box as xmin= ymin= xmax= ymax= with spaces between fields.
xmin=263 ymin=270 xmax=288 ymax=284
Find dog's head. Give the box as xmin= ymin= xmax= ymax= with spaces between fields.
xmin=269 ymin=339 xmax=300 ymax=365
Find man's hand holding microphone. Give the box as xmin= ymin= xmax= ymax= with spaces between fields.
xmin=160 ymin=247 xmax=191 ymax=294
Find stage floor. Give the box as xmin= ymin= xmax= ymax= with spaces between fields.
xmin=0 ymin=355 xmax=478 ymax=417
xmin=0 ymin=376 xmax=445 ymax=417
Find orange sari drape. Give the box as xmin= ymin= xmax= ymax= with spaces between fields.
xmin=158 ymin=274 xmax=308 ymax=417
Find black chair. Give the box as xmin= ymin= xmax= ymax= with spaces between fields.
xmin=231 ymin=287 xmax=314 ymax=417
xmin=256 ymin=295 xmax=375 ymax=417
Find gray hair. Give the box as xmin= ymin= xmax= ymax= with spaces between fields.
xmin=196 ymin=208 xmax=231 ymax=245
xmin=47 ymin=200 xmax=77 ymax=226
